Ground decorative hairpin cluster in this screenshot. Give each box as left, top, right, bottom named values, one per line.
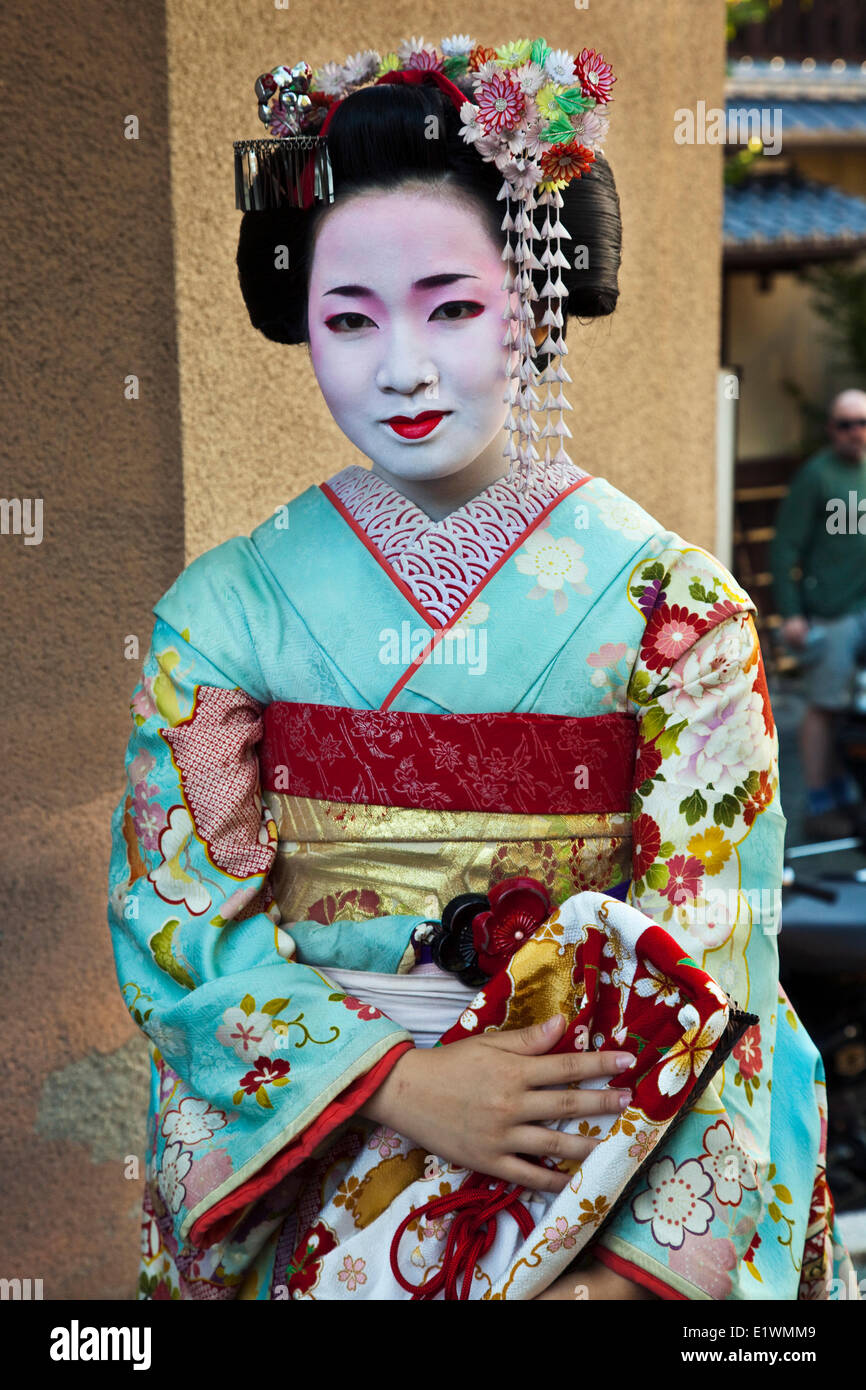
left=234, top=35, right=616, bottom=490
left=452, top=38, right=614, bottom=487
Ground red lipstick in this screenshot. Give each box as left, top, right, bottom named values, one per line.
left=384, top=411, right=448, bottom=440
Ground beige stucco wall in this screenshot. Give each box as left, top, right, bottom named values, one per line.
left=0, top=0, right=185, bottom=1301
left=1, top=1, right=725, bottom=1300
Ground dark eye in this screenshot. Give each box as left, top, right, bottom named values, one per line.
left=430, top=301, right=484, bottom=321
left=324, top=312, right=377, bottom=333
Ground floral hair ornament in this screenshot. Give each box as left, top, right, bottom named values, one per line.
left=233, top=36, right=615, bottom=490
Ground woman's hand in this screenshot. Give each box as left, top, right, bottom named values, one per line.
left=360, top=1013, right=634, bottom=1193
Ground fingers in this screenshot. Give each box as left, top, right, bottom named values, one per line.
left=529, top=1047, right=636, bottom=1088
left=508, top=1123, right=603, bottom=1168
left=519, top=1081, right=632, bottom=1124
left=488, top=1013, right=568, bottom=1055
left=497, top=1154, right=572, bottom=1195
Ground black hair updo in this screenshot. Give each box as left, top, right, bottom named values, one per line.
left=236, top=77, right=622, bottom=345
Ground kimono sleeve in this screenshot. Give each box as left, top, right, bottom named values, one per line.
left=590, top=548, right=816, bottom=1300
left=107, top=560, right=419, bottom=1253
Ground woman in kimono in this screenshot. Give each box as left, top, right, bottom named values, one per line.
left=108, top=36, right=854, bottom=1301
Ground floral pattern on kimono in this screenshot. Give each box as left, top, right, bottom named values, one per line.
left=109, top=616, right=427, bottom=1299
left=109, top=467, right=857, bottom=1300
left=582, top=538, right=853, bottom=1300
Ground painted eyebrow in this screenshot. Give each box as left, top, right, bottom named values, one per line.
left=322, top=272, right=481, bottom=299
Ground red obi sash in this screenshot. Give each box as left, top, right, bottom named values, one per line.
left=259, top=704, right=636, bottom=815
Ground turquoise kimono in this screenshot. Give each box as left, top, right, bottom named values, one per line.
left=108, top=465, right=855, bottom=1300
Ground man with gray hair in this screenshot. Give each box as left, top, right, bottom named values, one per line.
left=771, top=389, right=866, bottom=842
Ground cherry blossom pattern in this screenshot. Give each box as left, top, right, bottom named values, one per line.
left=333, top=1176, right=361, bottom=1211
left=586, top=641, right=637, bottom=713
left=367, top=1127, right=402, bottom=1160
left=404, top=1181, right=455, bottom=1237
left=589, top=482, right=655, bottom=541
left=449, top=598, right=490, bottom=634
left=514, top=527, right=591, bottom=614
left=220, top=992, right=340, bottom=1066
left=141, top=1014, right=189, bottom=1067
left=337, top=1255, right=367, bottom=1292
left=634, top=958, right=682, bottom=1009
left=148, top=807, right=212, bottom=915
left=234, top=1056, right=291, bottom=1110
left=628, top=1129, right=660, bottom=1163
left=161, top=1097, right=228, bottom=1146
left=420, top=1213, right=452, bottom=1242
left=657, top=1004, right=728, bottom=1097
left=632, top=1156, right=714, bottom=1248
left=575, top=1195, right=611, bottom=1229
left=544, top=1215, right=581, bottom=1253
left=158, top=1141, right=192, bottom=1215
left=216, top=995, right=288, bottom=1061
left=699, top=1118, right=758, bottom=1206
left=733, top=1023, right=763, bottom=1106
left=131, top=782, right=167, bottom=851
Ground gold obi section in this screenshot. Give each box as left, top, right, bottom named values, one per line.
left=263, top=792, right=632, bottom=926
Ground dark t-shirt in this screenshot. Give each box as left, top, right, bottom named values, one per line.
left=770, top=445, right=866, bottom=619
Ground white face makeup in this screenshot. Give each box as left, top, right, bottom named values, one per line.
left=307, top=186, right=514, bottom=485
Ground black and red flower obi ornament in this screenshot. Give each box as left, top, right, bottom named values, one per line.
left=427, top=876, right=553, bottom=986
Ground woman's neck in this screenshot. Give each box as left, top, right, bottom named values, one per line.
left=370, top=434, right=510, bottom=523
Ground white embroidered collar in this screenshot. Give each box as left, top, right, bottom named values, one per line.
left=322, top=462, right=588, bottom=626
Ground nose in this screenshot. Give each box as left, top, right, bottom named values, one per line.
left=374, top=321, right=438, bottom=401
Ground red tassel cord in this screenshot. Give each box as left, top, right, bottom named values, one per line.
left=389, top=1171, right=536, bottom=1301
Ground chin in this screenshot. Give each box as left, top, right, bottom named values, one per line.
left=357, top=429, right=493, bottom=483
left=373, top=452, right=481, bottom=482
